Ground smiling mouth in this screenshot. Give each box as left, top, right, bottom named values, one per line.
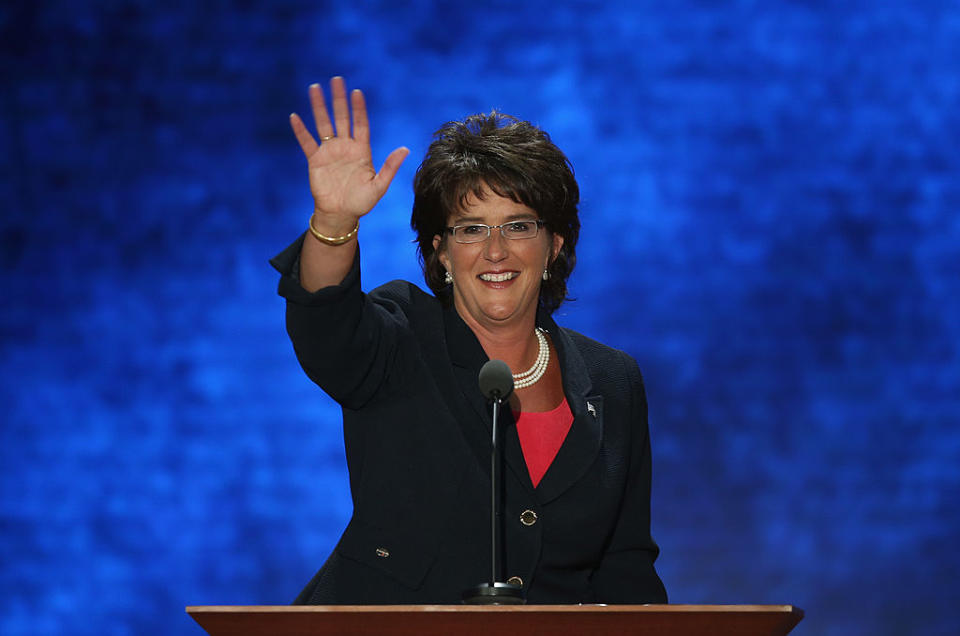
left=479, top=272, right=519, bottom=282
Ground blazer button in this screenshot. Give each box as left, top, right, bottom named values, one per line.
left=520, top=510, right=538, bottom=526
left=507, top=576, right=523, bottom=587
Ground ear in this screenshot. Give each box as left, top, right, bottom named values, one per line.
left=550, top=232, right=564, bottom=263
left=433, top=234, right=449, bottom=270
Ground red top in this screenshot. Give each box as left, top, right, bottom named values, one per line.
left=514, top=398, right=574, bottom=488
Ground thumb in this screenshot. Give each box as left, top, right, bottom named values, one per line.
left=373, top=146, right=410, bottom=195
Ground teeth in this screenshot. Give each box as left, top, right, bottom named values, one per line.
left=479, top=272, right=517, bottom=282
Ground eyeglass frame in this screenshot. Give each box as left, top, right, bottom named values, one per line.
left=444, top=219, right=545, bottom=244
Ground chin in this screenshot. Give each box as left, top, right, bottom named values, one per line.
left=455, top=285, right=536, bottom=327
left=479, top=300, right=528, bottom=324
left=482, top=310, right=518, bottom=324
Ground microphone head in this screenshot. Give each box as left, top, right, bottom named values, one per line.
left=479, top=359, right=514, bottom=400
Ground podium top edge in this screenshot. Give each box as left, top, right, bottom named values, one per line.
left=186, top=604, right=803, bottom=615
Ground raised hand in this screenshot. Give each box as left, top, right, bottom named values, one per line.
left=289, top=77, right=409, bottom=235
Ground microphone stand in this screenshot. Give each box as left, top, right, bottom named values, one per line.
left=463, top=383, right=525, bottom=604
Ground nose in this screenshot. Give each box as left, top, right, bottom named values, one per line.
left=483, top=226, right=509, bottom=261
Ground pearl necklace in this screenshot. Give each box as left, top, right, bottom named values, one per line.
left=513, top=328, right=549, bottom=389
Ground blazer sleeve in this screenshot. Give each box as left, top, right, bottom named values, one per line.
left=270, top=233, right=408, bottom=410
left=590, top=353, right=668, bottom=603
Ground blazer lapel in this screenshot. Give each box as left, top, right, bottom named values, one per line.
left=443, top=305, right=537, bottom=493
left=533, top=313, right=603, bottom=505
left=436, top=304, right=604, bottom=502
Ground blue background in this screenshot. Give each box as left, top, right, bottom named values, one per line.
left=2, top=1, right=958, bottom=634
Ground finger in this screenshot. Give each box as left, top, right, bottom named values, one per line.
left=330, top=76, right=350, bottom=138
left=309, top=83, right=334, bottom=139
left=372, top=146, right=410, bottom=195
left=289, top=112, right=319, bottom=157
left=352, top=89, right=370, bottom=145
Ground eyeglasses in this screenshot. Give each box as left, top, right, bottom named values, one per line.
left=446, top=219, right=544, bottom=244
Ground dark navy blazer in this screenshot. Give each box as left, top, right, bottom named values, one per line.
left=272, top=235, right=666, bottom=604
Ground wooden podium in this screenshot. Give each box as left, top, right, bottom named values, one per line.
left=187, top=604, right=804, bottom=635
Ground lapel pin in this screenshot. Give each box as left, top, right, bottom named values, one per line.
left=586, top=402, right=597, bottom=417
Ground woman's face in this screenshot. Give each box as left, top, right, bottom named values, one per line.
left=433, top=187, right=563, bottom=335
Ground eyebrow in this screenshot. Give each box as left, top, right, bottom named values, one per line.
left=449, top=213, right=540, bottom=225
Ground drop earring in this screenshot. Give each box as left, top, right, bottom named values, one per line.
left=542, top=268, right=550, bottom=281
left=444, top=270, right=454, bottom=284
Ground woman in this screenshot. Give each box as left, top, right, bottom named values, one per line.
left=272, top=77, right=666, bottom=604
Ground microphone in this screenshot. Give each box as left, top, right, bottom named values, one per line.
left=463, top=360, right=525, bottom=605
left=478, top=359, right=514, bottom=401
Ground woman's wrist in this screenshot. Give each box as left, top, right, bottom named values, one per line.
left=308, top=211, right=359, bottom=246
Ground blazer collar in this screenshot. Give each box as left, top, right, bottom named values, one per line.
left=442, top=304, right=603, bottom=505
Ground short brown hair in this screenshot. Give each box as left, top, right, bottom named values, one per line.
left=411, top=111, right=580, bottom=314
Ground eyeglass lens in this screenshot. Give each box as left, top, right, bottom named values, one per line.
left=453, top=220, right=540, bottom=243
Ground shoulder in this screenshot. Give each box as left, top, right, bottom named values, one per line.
left=369, top=279, right=436, bottom=306
left=368, top=279, right=442, bottom=323
left=560, top=327, right=640, bottom=368
left=557, top=326, right=645, bottom=389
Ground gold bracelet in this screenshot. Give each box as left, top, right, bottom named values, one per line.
left=308, top=214, right=359, bottom=245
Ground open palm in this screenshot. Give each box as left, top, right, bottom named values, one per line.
left=290, top=77, right=409, bottom=225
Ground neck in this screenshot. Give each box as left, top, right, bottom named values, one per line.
left=454, top=307, right=539, bottom=375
